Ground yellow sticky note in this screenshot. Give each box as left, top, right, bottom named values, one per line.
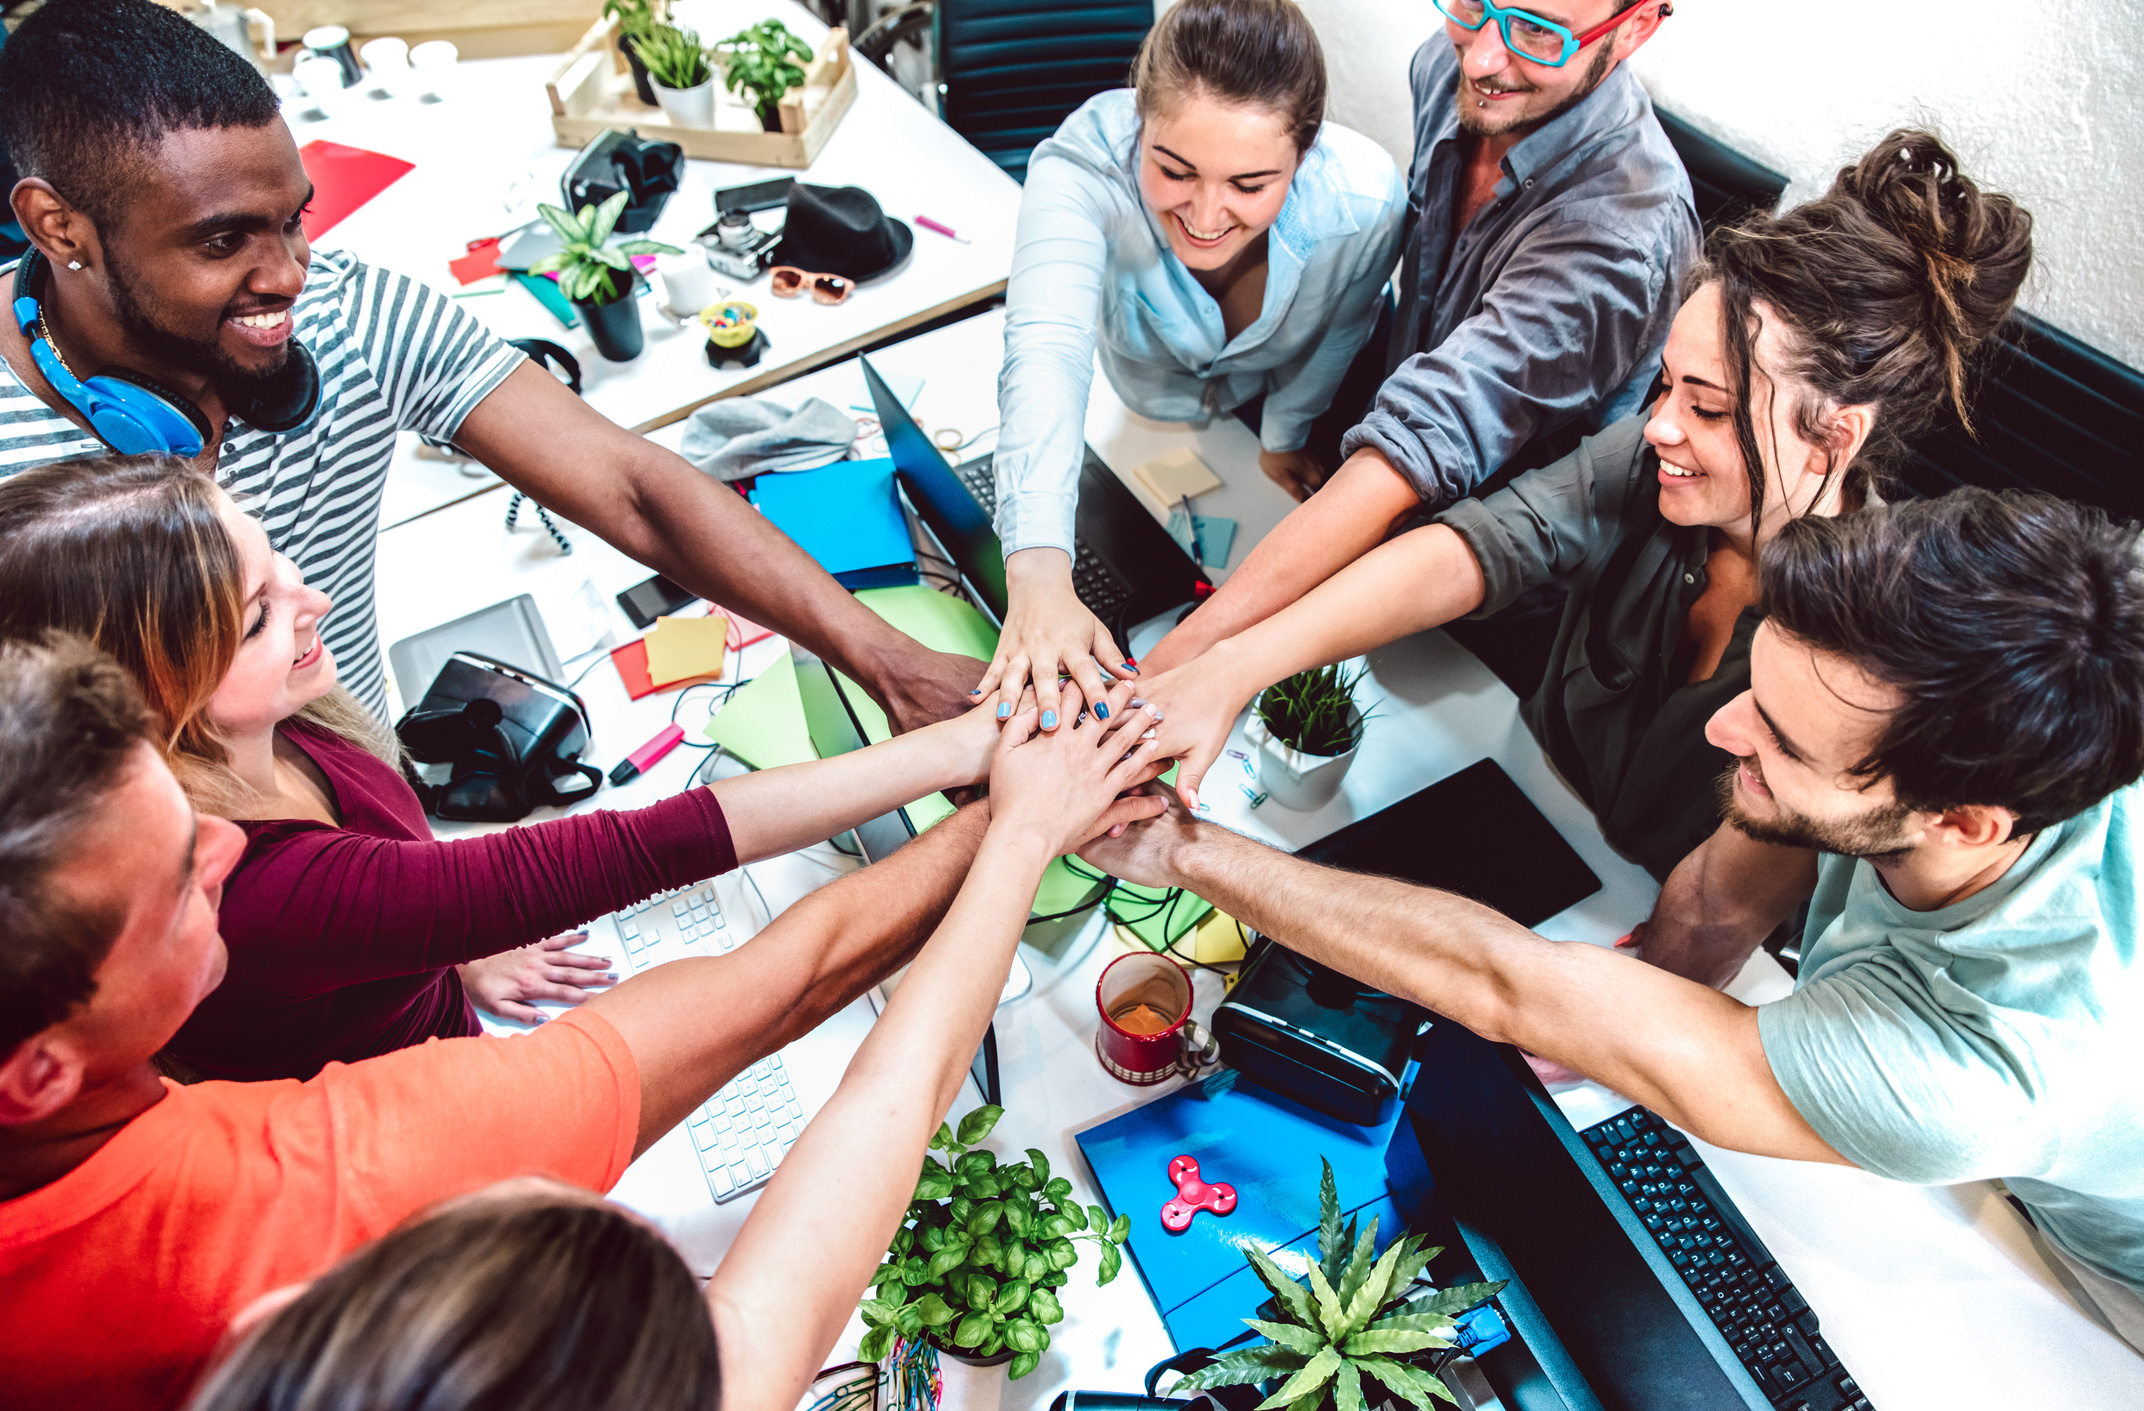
left=1132, top=447, right=1222, bottom=507
left=644, top=612, right=729, bottom=687
left=1189, top=907, right=1249, bottom=964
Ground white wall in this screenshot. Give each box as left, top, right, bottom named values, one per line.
left=1279, top=0, right=2144, bottom=370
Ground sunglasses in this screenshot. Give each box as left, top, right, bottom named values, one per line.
left=771, top=266, right=854, bottom=305
left=1433, top=0, right=1667, bottom=68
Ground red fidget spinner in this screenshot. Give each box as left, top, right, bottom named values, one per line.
left=1160, top=1154, right=1237, bottom=1232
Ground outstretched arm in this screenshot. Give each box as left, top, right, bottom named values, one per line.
left=1136, top=521, right=1486, bottom=808
left=1079, top=796, right=1844, bottom=1164
left=454, top=362, right=984, bottom=733
left=1634, top=820, right=1818, bottom=989
left=707, top=683, right=1166, bottom=1411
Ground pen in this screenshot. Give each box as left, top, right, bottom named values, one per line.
left=915, top=214, right=971, bottom=244
left=609, top=723, right=686, bottom=786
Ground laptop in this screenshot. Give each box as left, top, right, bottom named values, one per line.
left=858, top=356, right=1210, bottom=635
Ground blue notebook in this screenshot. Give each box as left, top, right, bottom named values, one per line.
left=751, top=456, right=919, bottom=590
left=1073, top=1071, right=1413, bottom=1352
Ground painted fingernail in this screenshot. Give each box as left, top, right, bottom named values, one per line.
left=1042, top=710, right=1058, bottom=729
left=1129, top=697, right=1147, bottom=709
left=970, top=688, right=981, bottom=695
left=997, top=702, right=1011, bottom=719
left=1095, top=703, right=1110, bottom=719
left=1124, top=659, right=1139, bottom=671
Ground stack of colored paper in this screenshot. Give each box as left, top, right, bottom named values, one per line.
left=750, top=456, right=920, bottom=591
left=1131, top=447, right=1223, bottom=507
left=611, top=611, right=730, bottom=699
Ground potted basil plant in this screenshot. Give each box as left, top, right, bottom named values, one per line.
left=529, top=191, right=680, bottom=362
left=715, top=17, right=816, bottom=132
left=635, top=22, right=715, bottom=128
left=1246, top=663, right=1369, bottom=810
left=858, top=1104, right=1130, bottom=1394
left=1174, top=1160, right=1505, bottom=1410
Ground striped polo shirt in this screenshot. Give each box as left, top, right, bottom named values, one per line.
left=0, top=251, right=525, bottom=717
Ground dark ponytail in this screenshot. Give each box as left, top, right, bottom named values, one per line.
left=1131, top=0, right=1326, bottom=154
left=1699, top=129, right=2034, bottom=536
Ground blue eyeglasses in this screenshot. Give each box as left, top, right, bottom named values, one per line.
left=1434, top=0, right=1668, bottom=68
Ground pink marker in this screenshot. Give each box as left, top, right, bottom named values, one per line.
left=915, top=214, right=971, bottom=244
left=608, top=723, right=686, bottom=786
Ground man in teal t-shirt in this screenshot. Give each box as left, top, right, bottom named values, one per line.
left=1081, top=489, right=2144, bottom=1354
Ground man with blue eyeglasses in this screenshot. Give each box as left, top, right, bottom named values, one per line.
left=1144, top=0, right=1697, bottom=683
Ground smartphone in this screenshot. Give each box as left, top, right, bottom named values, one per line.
left=715, top=177, right=795, bottom=215
left=616, top=574, right=698, bottom=629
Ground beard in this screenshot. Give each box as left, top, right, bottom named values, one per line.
left=1715, top=760, right=1921, bottom=864
left=106, top=251, right=293, bottom=405
left=1457, top=41, right=1616, bottom=140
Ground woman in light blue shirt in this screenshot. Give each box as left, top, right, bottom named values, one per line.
left=972, top=0, right=1406, bottom=729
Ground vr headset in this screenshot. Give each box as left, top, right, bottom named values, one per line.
left=396, top=653, right=601, bottom=822
left=562, top=128, right=683, bottom=234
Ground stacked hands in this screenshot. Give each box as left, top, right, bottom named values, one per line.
left=971, top=677, right=1175, bottom=855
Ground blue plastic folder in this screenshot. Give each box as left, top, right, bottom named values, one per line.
left=750, top=456, right=919, bottom=590
left=1074, top=1072, right=1411, bottom=1351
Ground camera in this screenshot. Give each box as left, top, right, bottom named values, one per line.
left=699, top=208, right=780, bottom=281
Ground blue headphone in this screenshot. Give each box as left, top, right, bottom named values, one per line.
left=11, top=248, right=321, bottom=456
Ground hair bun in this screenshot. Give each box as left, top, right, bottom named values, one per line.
left=1833, top=130, right=2033, bottom=363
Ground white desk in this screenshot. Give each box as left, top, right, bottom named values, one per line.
left=285, top=0, right=1020, bottom=528
left=369, top=319, right=2144, bottom=1409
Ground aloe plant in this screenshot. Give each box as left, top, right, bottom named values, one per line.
left=857, top=1104, right=1130, bottom=1379
left=1173, top=1160, right=1504, bottom=1411
left=528, top=191, right=680, bottom=306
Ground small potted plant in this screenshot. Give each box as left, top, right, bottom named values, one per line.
left=858, top=1104, right=1130, bottom=1404
left=604, top=0, right=662, bottom=104
left=635, top=22, right=716, bottom=128
left=1245, top=663, right=1369, bottom=810
left=529, top=191, right=681, bottom=362
left=1174, top=1160, right=1505, bottom=1410
left=715, top=17, right=816, bottom=132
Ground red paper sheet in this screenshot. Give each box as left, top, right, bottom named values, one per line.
left=297, top=140, right=415, bottom=240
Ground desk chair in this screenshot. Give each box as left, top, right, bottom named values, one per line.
left=857, top=0, right=1151, bottom=183
left=1655, top=108, right=1788, bottom=235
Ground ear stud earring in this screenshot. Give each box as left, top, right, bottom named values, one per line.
left=66, top=260, right=82, bottom=270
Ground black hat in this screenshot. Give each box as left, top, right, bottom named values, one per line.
left=769, top=183, right=912, bottom=283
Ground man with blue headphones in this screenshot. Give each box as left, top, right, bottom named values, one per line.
left=0, top=0, right=985, bottom=731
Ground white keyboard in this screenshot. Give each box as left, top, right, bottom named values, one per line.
left=688, top=1056, right=805, bottom=1202
left=605, top=880, right=803, bottom=1204
left=616, top=880, right=736, bottom=971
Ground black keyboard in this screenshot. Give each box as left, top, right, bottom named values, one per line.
left=954, top=460, right=1134, bottom=622
left=1581, top=1108, right=1874, bottom=1411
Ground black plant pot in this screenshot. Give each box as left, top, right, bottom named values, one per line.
left=757, top=101, right=784, bottom=133
left=575, top=292, right=645, bottom=362
left=620, top=36, right=658, bottom=105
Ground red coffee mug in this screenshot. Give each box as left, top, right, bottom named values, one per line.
left=1095, top=952, right=1219, bottom=1085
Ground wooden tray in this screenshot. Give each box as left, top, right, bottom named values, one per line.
left=546, top=15, right=857, bottom=169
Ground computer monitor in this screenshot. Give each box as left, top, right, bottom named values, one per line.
left=860, top=355, right=1009, bottom=617
left=1389, top=1020, right=1771, bottom=1410
left=792, top=644, right=916, bottom=863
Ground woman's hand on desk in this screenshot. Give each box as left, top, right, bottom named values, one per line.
left=458, top=933, right=618, bottom=1025
left=1259, top=447, right=1328, bottom=503
left=975, top=548, right=1137, bottom=735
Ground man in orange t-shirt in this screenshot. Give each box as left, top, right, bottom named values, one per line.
left=0, top=638, right=992, bottom=1411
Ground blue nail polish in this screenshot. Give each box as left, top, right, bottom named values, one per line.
left=1125, top=661, right=1141, bottom=673
left=1042, top=710, right=1058, bottom=729
left=970, top=688, right=981, bottom=695
left=997, top=702, right=1011, bottom=719
left=1129, top=698, right=1148, bottom=709
left=1095, top=703, right=1110, bottom=719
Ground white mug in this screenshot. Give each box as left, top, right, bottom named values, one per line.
left=409, top=40, right=459, bottom=98
left=292, top=55, right=349, bottom=115
left=657, top=250, right=722, bottom=319
left=359, top=37, right=411, bottom=95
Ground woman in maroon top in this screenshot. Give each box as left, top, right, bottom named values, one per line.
left=0, top=457, right=1022, bottom=1080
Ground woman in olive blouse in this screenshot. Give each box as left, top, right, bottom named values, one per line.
left=1135, top=130, right=2034, bottom=877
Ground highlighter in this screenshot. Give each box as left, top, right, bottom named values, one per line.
left=608, top=723, right=686, bottom=786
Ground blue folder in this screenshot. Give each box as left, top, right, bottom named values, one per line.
left=750, top=456, right=919, bottom=590
left=1073, top=1071, right=1413, bottom=1352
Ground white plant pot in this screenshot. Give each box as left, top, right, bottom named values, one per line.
left=1246, top=707, right=1361, bottom=811
left=652, top=75, right=716, bottom=127
left=933, top=1348, right=1010, bottom=1411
